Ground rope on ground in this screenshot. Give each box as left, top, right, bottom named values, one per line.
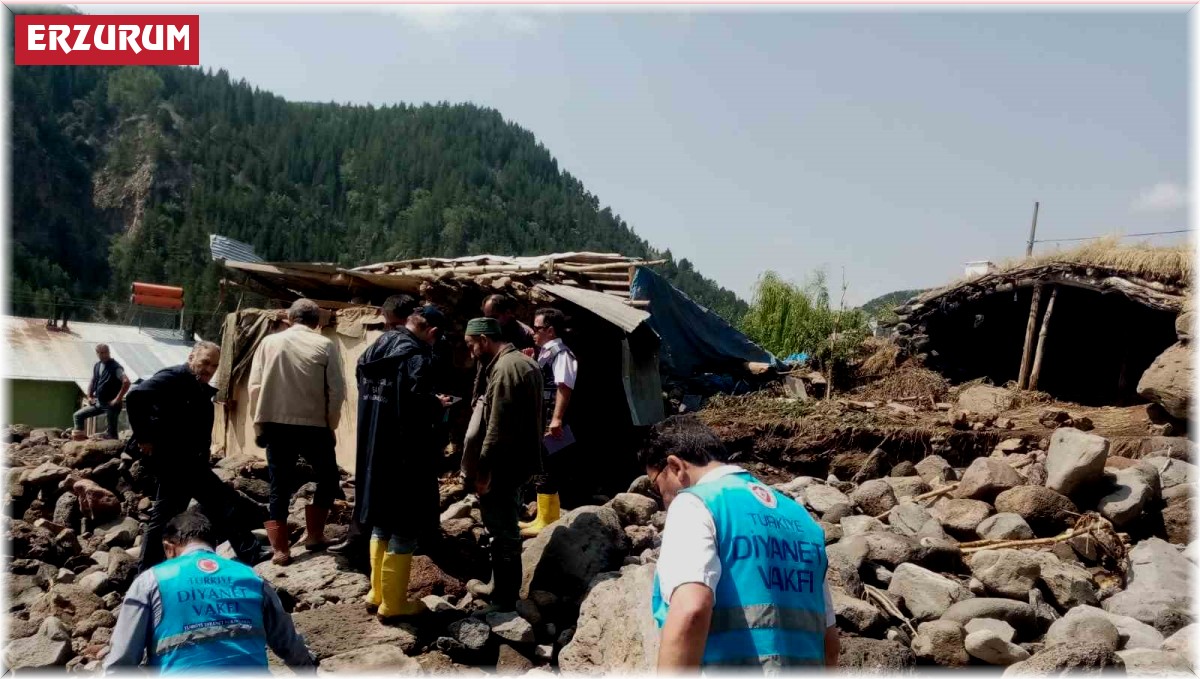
left=863, top=584, right=916, bottom=638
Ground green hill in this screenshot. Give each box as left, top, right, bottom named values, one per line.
left=859, top=289, right=925, bottom=321
left=11, top=63, right=746, bottom=334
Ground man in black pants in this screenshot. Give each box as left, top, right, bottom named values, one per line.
left=72, top=343, right=130, bottom=440
left=126, top=341, right=270, bottom=572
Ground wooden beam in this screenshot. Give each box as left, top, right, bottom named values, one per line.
left=1017, top=285, right=1043, bottom=390
left=1028, top=287, right=1057, bottom=391
left=589, top=279, right=632, bottom=288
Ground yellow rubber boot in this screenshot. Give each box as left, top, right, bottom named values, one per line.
left=377, top=552, right=427, bottom=619
left=363, top=537, right=385, bottom=608
left=519, top=493, right=561, bottom=538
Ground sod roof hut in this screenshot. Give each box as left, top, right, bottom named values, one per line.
left=888, top=242, right=1192, bottom=410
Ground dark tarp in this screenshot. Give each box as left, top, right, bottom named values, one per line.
left=630, top=266, right=782, bottom=379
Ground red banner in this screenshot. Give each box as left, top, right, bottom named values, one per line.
left=14, top=15, right=199, bottom=66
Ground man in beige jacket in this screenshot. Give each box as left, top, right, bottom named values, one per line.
left=249, top=298, right=346, bottom=565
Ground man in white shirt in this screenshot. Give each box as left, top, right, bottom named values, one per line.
left=645, top=414, right=839, bottom=671
left=519, top=308, right=578, bottom=538
left=248, top=298, right=346, bottom=566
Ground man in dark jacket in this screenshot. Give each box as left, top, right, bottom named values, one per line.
left=462, top=317, right=543, bottom=610
left=72, top=343, right=130, bottom=440
left=125, top=341, right=270, bottom=572
left=355, top=305, right=451, bottom=619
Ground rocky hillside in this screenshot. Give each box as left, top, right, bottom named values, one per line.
left=4, top=415, right=1196, bottom=673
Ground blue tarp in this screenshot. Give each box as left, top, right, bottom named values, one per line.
left=630, top=266, right=783, bottom=379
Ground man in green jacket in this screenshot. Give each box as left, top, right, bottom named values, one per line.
left=462, top=317, right=543, bottom=609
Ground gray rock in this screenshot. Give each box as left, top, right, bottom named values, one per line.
left=818, top=521, right=842, bottom=544
left=1137, top=342, right=1192, bottom=420
left=1003, top=642, right=1126, bottom=676
left=954, top=458, right=1026, bottom=502
left=912, top=619, right=970, bottom=666
left=4, top=616, right=73, bottom=668
left=837, top=637, right=916, bottom=670
left=822, top=502, right=854, bottom=524
left=940, top=598, right=1037, bottom=634
left=965, top=629, right=1030, bottom=665
left=840, top=515, right=886, bottom=537
left=495, top=644, right=534, bottom=675
left=914, top=455, right=955, bottom=486
left=1064, top=605, right=1165, bottom=651
left=520, top=505, right=626, bottom=602
left=1146, top=457, right=1198, bottom=493
left=609, top=493, right=659, bottom=527
left=449, top=617, right=491, bottom=651
left=421, top=595, right=455, bottom=613
left=965, top=618, right=1017, bottom=642
left=20, top=462, right=71, bottom=488
left=930, top=498, right=993, bottom=537
left=969, top=549, right=1041, bottom=600
left=440, top=497, right=476, bottom=523
left=487, top=611, right=536, bottom=644
left=1031, top=551, right=1099, bottom=610
left=805, top=484, right=852, bottom=514
left=1161, top=624, right=1195, bottom=660
left=826, top=538, right=868, bottom=596
left=558, top=563, right=658, bottom=673
left=1045, top=428, right=1110, bottom=497
left=888, top=499, right=947, bottom=539
left=77, top=571, right=109, bottom=595
left=887, top=562, right=973, bottom=621
left=957, top=385, right=1016, bottom=416
left=1046, top=615, right=1120, bottom=652
left=1117, top=649, right=1193, bottom=676
left=850, top=479, right=898, bottom=516
left=255, top=550, right=369, bottom=606
left=871, top=564, right=893, bottom=586
left=318, top=644, right=420, bottom=674
left=854, top=531, right=920, bottom=569
left=627, top=474, right=656, bottom=498
left=977, top=513, right=1035, bottom=541
left=883, top=475, right=932, bottom=499
left=832, top=588, right=884, bottom=634
left=1103, top=538, right=1193, bottom=635
left=994, top=485, right=1078, bottom=536
left=1099, top=464, right=1160, bottom=527
left=772, top=476, right=815, bottom=500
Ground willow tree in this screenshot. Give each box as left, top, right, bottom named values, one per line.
left=741, top=270, right=868, bottom=367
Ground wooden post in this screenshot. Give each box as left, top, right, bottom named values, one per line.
left=1028, top=287, right=1057, bottom=391
left=1026, top=201, right=1040, bottom=257
left=1017, top=285, right=1043, bottom=389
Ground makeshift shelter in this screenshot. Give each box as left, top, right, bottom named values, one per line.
left=3, top=317, right=196, bottom=429
left=888, top=242, right=1192, bottom=407
left=212, top=250, right=674, bottom=492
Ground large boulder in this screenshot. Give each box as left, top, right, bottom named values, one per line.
left=61, top=439, right=123, bottom=470
left=888, top=500, right=947, bottom=539
left=1146, top=456, right=1198, bottom=492
left=1003, top=643, right=1126, bottom=676
left=4, top=617, right=72, bottom=669
left=930, top=498, right=993, bottom=538
left=887, top=563, right=973, bottom=621
left=912, top=619, right=969, bottom=666
left=994, top=486, right=1078, bottom=536
left=850, top=531, right=920, bottom=569
left=957, top=385, right=1015, bottom=416
left=318, top=644, right=420, bottom=674
left=968, top=549, right=1041, bottom=600
left=965, top=629, right=1030, bottom=666
left=1098, top=464, right=1160, bottom=528
left=1045, top=428, right=1109, bottom=497
left=1030, top=551, right=1099, bottom=610
left=29, top=584, right=102, bottom=625
left=976, top=513, right=1034, bottom=541
left=805, top=484, right=853, bottom=515
left=1063, top=606, right=1164, bottom=651
left=1137, top=342, right=1192, bottom=420
left=1046, top=615, right=1120, bottom=652
left=520, top=505, right=626, bottom=601
left=914, top=455, right=955, bottom=486
left=850, top=479, right=897, bottom=516
left=831, top=588, right=885, bottom=635
left=837, top=637, right=916, bottom=670
left=291, top=602, right=418, bottom=659
left=254, top=550, right=369, bottom=610
left=1116, top=649, right=1194, bottom=676
left=558, top=563, right=658, bottom=673
left=826, top=539, right=868, bottom=596
left=954, top=458, right=1026, bottom=502
left=1161, top=624, right=1195, bottom=660
left=939, top=598, right=1038, bottom=635
left=884, top=476, right=932, bottom=499
left=1102, top=538, right=1194, bottom=636
left=609, top=493, right=659, bottom=527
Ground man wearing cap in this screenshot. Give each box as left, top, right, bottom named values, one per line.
left=462, top=317, right=543, bottom=610
left=356, top=304, right=452, bottom=618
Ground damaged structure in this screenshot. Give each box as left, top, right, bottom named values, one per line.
left=888, top=243, right=1192, bottom=413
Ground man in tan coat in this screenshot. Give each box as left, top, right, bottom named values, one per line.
left=249, top=298, right=346, bottom=565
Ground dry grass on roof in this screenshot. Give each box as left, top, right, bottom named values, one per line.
left=1002, top=238, right=1192, bottom=283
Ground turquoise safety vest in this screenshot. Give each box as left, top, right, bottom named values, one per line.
left=150, top=549, right=268, bottom=673
left=651, top=471, right=829, bottom=670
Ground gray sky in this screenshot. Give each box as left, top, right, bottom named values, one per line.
left=90, top=6, right=1191, bottom=305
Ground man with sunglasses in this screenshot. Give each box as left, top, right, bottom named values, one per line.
left=642, top=415, right=839, bottom=671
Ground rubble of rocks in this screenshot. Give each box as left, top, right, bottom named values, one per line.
left=5, top=420, right=1197, bottom=675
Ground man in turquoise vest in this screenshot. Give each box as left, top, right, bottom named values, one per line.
left=643, top=415, right=840, bottom=671
left=104, top=508, right=317, bottom=673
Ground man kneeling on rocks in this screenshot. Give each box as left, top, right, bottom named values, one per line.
left=644, top=414, right=840, bottom=671
left=104, top=507, right=317, bottom=672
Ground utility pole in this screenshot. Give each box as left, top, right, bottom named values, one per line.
left=1025, top=201, right=1040, bottom=257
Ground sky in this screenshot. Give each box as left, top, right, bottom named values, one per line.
left=86, top=5, right=1191, bottom=305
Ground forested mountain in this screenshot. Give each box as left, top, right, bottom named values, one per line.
left=859, top=289, right=925, bottom=321
left=11, top=61, right=746, bottom=335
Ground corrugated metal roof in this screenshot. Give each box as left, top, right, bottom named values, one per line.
left=535, top=284, right=651, bottom=334
left=4, top=317, right=195, bottom=385
left=209, top=234, right=264, bottom=263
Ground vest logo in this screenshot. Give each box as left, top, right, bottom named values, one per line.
left=196, top=558, right=220, bottom=574
left=748, top=483, right=778, bottom=509
left=14, top=15, right=200, bottom=66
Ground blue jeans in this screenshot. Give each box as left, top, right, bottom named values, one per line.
left=371, top=527, right=417, bottom=555
left=73, top=402, right=121, bottom=438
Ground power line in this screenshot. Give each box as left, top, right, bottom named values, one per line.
left=1034, top=229, right=1190, bottom=244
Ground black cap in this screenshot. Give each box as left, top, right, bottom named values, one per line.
left=414, top=304, right=448, bottom=329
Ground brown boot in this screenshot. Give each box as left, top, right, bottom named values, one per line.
left=263, top=520, right=292, bottom=566
left=303, top=505, right=331, bottom=551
